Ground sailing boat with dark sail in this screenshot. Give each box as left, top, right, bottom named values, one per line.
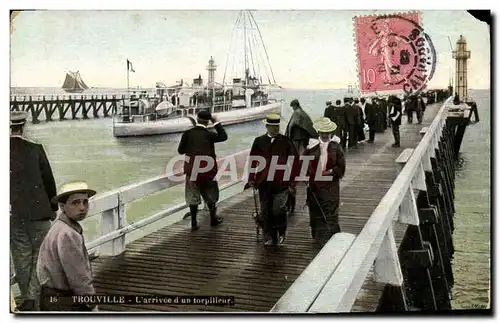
left=62, top=71, right=89, bottom=93
left=112, top=10, right=283, bottom=137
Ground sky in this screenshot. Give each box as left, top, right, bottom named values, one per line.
left=10, top=9, right=490, bottom=90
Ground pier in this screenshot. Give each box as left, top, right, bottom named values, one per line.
left=10, top=95, right=122, bottom=124
left=9, top=95, right=478, bottom=312
left=51, top=95, right=473, bottom=312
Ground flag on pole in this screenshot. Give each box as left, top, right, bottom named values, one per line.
left=127, top=59, right=135, bottom=73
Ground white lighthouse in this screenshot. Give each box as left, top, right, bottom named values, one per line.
left=452, top=35, right=471, bottom=101
left=206, top=56, right=217, bottom=89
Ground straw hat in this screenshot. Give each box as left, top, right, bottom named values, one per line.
left=262, top=113, right=281, bottom=126
left=313, top=117, right=337, bottom=133
left=51, top=181, right=97, bottom=204
left=10, top=111, right=28, bottom=126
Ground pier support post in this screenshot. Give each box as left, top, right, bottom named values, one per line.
left=395, top=149, right=437, bottom=311
left=99, top=195, right=127, bottom=256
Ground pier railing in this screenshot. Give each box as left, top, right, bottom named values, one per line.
left=78, top=96, right=454, bottom=312
left=84, top=149, right=250, bottom=256
left=271, top=96, right=453, bottom=313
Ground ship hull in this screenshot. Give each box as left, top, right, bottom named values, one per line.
left=113, top=102, right=282, bottom=137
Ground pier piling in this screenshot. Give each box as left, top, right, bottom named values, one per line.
left=10, top=94, right=124, bottom=123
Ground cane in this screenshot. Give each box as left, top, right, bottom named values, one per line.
left=306, top=183, right=335, bottom=235
left=252, top=188, right=261, bottom=236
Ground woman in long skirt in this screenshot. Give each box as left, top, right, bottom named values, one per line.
left=302, top=117, right=346, bottom=245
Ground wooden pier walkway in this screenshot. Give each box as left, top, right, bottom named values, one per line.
left=91, top=102, right=443, bottom=312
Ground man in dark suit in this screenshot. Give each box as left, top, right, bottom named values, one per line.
left=324, top=100, right=346, bottom=148
left=388, top=96, right=403, bottom=147
left=362, top=97, right=377, bottom=143
left=247, top=114, right=299, bottom=246
left=10, top=111, right=58, bottom=311
left=353, top=98, right=365, bottom=142
left=343, top=97, right=359, bottom=149
left=178, top=110, right=228, bottom=231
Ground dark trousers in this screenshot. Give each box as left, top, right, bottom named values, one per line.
left=11, top=218, right=51, bottom=310
left=407, top=109, right=422, bottom=123
left=356, top=124, right=366, bottom=141
left=368, top=127, right=376, bottom=142
left=258, top=188, right=289, bottom=242
left=391, top=123, right=400, bottom=144
left=347, top=124, right=357, bottom=147
left=40, top=286, right=92, bottom=312
left=337, top=128, right=347, bottom=150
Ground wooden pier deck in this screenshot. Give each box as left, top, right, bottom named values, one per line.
left=91, top=103, right=442, bottom=312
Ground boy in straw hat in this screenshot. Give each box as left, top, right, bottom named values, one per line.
left=37, top=181, right=98, bottom=311
left=302, top=117, right=346, bottom=245
left=10, top=110, right=58, bottom=311
left=246, top=113, right=299, bottom=246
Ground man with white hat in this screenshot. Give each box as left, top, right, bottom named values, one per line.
left=10, top=110, right=58, bottom=311
left=37, top=181, right=98, bottom=312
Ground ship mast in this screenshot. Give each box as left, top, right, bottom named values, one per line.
left=244, top=11, right=248, bottom=89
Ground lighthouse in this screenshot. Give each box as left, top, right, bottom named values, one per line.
left=452, top=35, right=471, bottom=101
left=207, top=56, right=217, bottom=89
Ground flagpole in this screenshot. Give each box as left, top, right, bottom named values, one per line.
left=127, top=60, right=130, bottom=99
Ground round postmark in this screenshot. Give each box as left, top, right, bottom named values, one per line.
left=359, top=13, right=436, bottom=95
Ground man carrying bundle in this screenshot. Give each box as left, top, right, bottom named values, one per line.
left=285, top=99, right=318, bottom=156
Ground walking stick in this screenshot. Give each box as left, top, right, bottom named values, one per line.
left=306, top=183, right=335, bottom=235
left=252, top=188, right=261, bottom=237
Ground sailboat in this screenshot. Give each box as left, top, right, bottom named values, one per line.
left=112, top=10, right=283, bottom=137
left=61, top=71, right=89, bottom=93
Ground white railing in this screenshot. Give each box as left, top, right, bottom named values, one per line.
left=84, top=149, right=250, bottom=256
left=272, top=96, right=454, bottom=313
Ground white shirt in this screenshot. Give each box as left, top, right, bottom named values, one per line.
left=307, top=136, right=340, bottom=171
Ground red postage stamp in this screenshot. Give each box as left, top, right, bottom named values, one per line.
left=354, top=11, right=436, bottom=95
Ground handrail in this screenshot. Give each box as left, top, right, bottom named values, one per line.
left=305, top=96, right=453, bottom=312
left=84, top=148, right=250, bottom=256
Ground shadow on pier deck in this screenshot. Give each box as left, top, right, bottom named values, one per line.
left=92, top=104, right=442, bottom=312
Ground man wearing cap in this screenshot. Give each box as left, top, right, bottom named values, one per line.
left=37, top=181, right=97, bottom=311
left=303, top=118, right=346, bottom=245
left=343, top=96, right=359, bottom=149
left=178, top=110, right=228, bottom=231
left=362, top=97, right=377, bottom=143
left=10, top=111, right=58, bottom=311
left=247, top=113, right=299, bottom=246
left=353, top=98, right=366, bottom=143
left=388, top=95, right=403, bottom=147
left=285, top=99, right=317, bottom=156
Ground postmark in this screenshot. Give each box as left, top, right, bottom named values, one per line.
left=354, top=11, right=437, bottom=95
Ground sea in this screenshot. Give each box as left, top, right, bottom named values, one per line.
left=10, top=87, right=490, bottom=310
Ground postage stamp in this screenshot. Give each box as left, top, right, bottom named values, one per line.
left=354, top=11, right=437, bottom=95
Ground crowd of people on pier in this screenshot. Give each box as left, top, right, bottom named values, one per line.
left=9, top=88, right=450, bottom=312
left=177, top=90, right=450, bottom=247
